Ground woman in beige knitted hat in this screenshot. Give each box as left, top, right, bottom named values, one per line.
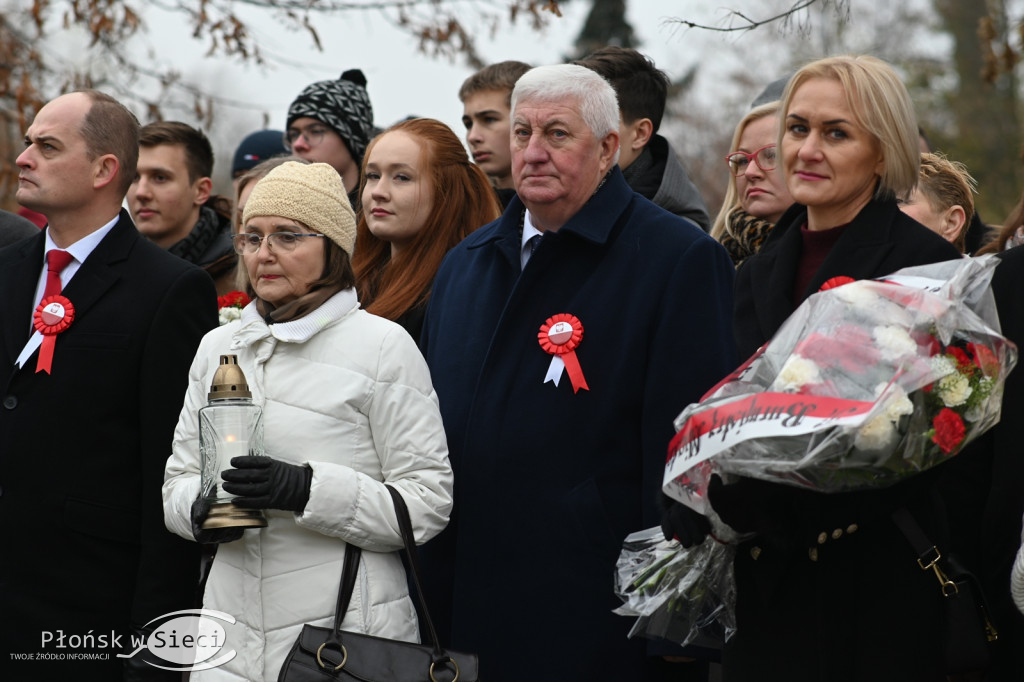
left=162, top=160, right=454, bottom=681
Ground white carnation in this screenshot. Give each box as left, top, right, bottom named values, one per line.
left=855, top=414, right=899, bottom=451
left=831, top=281, right=878, bottom=309
left=772, top=355, right=822, bottom=392
left=874, top=383, right=914, bottom=421
left=218, top=307, right=242, bottom=326
left=936, top=372, right=972, bottom=407
left=873, top=325, right=917, bottom=362
left=929, top=355, right=957, bottom=379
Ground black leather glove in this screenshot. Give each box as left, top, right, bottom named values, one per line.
left=659, top=493, right=711, bottom=547
left=191, top=487, right=244, bottom=544
left=221, top=455, right=313, bottom=513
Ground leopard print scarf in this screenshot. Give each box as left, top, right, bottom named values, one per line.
left=720, top=207, right=776, bottom=267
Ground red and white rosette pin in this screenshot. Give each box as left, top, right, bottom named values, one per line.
left=33, top=294, right=75, bottom=374
left=819, top=275, right=856, bottom=292
left=537, top=314, right=589, bottom=393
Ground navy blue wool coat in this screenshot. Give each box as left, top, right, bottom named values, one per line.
left=419, top=168, right=736, bottom=681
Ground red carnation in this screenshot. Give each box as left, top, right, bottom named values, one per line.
left=967, top=342, right=999, bottom=376
left=947, top=346, right=971, bottom=369
left=931, top=408, right=966, bottom=454
left=912, top=330, right=941, bottom=356
left=218, top=291, right=251, bottom=309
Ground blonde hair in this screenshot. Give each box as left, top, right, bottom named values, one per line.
left=710, top=102, right=781, bottom=241
left=780, top=55, right=919, bottom=200
left=916, top=152, right=976, bottom=252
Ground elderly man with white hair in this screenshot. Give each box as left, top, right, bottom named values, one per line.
left=419, top=64, right=737, bottom=680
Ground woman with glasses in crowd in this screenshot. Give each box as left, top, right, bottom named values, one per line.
left=353, top=117, right=501, bottom=341
left=711, top=101, right=795, bottom=266
left=663, top=55, right=967, bottom=681
left=163, top=161, right=453, bottom=681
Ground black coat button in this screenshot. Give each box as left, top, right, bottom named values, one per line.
left=2, top=396, right=16, bottom=410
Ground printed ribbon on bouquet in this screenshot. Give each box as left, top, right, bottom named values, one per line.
left=537, top=313, right=589, bottom=393
left=663, top=391, right=875, bottom=499
left=33, top=295, right=75, bottom=374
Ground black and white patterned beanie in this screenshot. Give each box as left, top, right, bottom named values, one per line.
left=287, top=69, right=375, bottom=164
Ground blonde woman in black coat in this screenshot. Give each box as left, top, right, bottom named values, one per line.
left=665, top=55, right=969, bottom=681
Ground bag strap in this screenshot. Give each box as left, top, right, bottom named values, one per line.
left=385, top=484, right=446, bottom=657
left=332, top=542, right=362, bottom=635
left=329, top=485, right=446, bottom=658
left=891, top=506, right=999, bottom=642
left=892, top=506, right=942, bottom=571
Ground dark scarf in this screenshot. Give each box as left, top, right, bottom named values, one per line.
left=620, top=146, right=660, bottom=200
left=255, top=284, right=344, bottom=324
left=720, top=207, right=777, bottom=267
left=168, top=206, right=223, bottom=264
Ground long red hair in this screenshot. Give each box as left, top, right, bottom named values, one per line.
left=353, top=118, right=501, bottom=321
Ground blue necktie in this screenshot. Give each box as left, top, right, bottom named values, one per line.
left=524, top=234, right=542, bottom=269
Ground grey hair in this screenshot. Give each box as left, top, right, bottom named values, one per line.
left=511, top=64, right=620, bottom=157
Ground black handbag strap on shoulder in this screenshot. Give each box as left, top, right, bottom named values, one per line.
left=330, top=485, right=446, bottom=659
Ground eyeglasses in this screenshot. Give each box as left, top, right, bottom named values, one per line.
left=232, top=232, right=327, bottom=254
left=725, top=144, right=777, bottom=176
left=283, top=125, right=330, bottom=150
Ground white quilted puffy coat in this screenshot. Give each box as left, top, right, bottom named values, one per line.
left=163, top=290, right=453, bottom=681
left=1013, top=528, right=1024, bottom=616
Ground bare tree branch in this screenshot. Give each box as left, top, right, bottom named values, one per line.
left=0, top=0, right=566, bottom=199
left=665, top=0, right=823, bottom=33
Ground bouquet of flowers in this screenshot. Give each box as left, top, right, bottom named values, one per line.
left=614, top=255, right=1017, bottom=647
left=217, top=291, right=251, bottom=326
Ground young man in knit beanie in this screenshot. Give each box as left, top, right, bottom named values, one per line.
left=285, top=69, right=375, bottom=202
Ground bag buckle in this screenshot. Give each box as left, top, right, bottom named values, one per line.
left=430, top=656, right=460, bottom=682
left=316, top=642, right=348, bottom=672
left=916, top=546, right=958, bottom=596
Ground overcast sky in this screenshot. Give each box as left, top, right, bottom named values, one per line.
left=19, top=0, right=952, bottom=188
left=129, top=1, right=731, bottom=183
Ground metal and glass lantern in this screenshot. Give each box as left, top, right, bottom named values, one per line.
left=199, top=354, right=267, bottom=529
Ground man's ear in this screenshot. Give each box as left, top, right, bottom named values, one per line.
left=626, top=117, right=654, bottom=153
left=940, top=205, right=967, bottom=244
left=194, top=177, right=213, bottom=206
left=93, top=154, right=120, bottom=190
left=599, top=130, right=620, bottom=174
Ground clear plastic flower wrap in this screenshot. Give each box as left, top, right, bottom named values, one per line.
left=614, top=255, right=1018, bottom=647
left=613, top=524, right=739, bottom=646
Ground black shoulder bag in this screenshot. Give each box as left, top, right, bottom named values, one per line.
left=891, top=507, right=997, bottom=676
left=278, top=485, right=479, bottom=682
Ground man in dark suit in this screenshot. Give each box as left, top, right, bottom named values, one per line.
left=0, top=90, right=217, bottom=679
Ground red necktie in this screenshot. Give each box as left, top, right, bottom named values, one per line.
left=42, top=250, right=73, bottom=303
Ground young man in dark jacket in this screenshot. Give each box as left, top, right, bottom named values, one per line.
left=128, top=121, right=236, bottom=294
left=576, top=46, right=710, bottom=231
